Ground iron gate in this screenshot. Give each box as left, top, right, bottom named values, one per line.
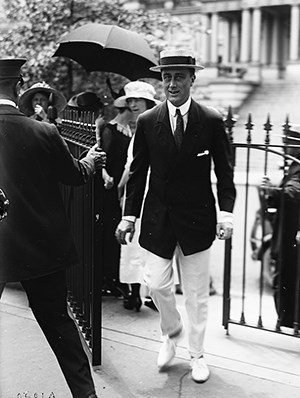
left=223, top=109, right=300, bottom=338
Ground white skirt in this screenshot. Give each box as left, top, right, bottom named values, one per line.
left=119, top=218, right=180, bottom=285
left=119, top=218, right=146, bottom=284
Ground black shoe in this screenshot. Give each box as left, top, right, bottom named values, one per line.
left=144, top=296, right=158, bottom=311
left=87, top=394, right=98, bottom=398
left=123, top=294, right=142, bottom=312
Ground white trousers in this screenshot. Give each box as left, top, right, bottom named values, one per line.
left=143, top=245, right=210, bottom=358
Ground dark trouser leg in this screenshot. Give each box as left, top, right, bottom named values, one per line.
left=21, top=271, right=96, bottom=398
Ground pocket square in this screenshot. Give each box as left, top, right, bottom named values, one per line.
left=197, top=150, right=209, bottom=157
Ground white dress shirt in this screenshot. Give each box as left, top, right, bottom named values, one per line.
left=167, top=97, right=191, bottom=133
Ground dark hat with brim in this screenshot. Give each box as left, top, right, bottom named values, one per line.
left=18, top=82, right=67, bottom=116
left=0, top=58, right=26, bottom=79
left=67, top=91, right=104, bottom=111
left=150, top=49, right=204, bottom=72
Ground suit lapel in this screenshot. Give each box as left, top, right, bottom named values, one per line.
left=154, top=101, right=177, bottom=154
left=181, top=100, right=206, bottom=154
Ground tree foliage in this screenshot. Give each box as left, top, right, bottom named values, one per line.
left=0, top=0, right=178, bottom=105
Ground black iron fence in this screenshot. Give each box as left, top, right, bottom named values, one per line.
left=223, top=108, right=300, bottom=339
left=59, top=110, right=103, bottom=366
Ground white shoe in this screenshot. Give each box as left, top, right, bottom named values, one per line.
left=157, top=328, right=184, bottom=370
left=190, top=357, right=210, bottom=383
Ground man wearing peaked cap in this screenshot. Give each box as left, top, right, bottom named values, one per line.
left=0, top=58, right=103, bottom=398
left=115, top=48, right=236, bottom=384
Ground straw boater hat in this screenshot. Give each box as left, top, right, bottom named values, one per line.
left=123, top=81, right=161, bottom=105
left=18, top=82, right=67, bottom=116
left=150, top=49, right=204, bottom=72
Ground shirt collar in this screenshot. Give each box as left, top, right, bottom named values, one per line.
left=167, top=97, right=191, bottom=117
left=0, top=99, right=17, bottom=108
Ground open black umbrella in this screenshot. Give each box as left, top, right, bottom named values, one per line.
left=53, top=23, right=160, bottom=80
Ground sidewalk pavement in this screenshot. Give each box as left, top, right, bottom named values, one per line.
left=1, top=282, right=300, bottom=398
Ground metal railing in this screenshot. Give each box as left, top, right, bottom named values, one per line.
left=59, top=110, right=103, bottom=366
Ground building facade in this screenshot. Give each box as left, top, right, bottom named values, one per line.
left=125, top=0, right=300, bottom=82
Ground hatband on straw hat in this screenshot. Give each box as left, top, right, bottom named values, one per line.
left=19, top=82, right=67, bottom=116
left=150, top=49, right=204, bottom=72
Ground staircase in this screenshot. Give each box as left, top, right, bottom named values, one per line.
left=234, top=80, right=300, bottom=141
left=228, top=80, right=300, bottom=175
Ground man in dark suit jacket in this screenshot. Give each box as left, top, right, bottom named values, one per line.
left=116, top=49, right=236, bottom=383
left=261, top=125, right=300, bottom=329
left=0, top=58, right=104, bottom=398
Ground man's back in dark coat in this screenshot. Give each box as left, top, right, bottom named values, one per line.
left=0, top=105, right=95, bottom=282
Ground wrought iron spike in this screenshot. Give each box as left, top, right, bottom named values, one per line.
left=245, top=113, right=253, bottom=143
left=224, top=106, right=237, bottom=144
left=263, top=114, right=272, bottom=145
left=283, top=115, right=290, bottom=137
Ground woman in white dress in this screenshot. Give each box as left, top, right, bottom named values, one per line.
left=118, top=81, right=160, bottom=311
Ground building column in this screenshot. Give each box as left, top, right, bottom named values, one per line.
left=261, top=14, right=269, bottom=64
left=240, top=8, right=251, bottom=63
left=289, top=4, right=300, bottom=61
left=199, top=14, right=209, bottom=64
left=221, top=18, right=230, bottom=64
left=251, top=7, right=262, bottom=63
left=271, top=16, right=279, bottom=65
left=210, top=12, right=219, bottom=64
left=230, top=20, right=239, bottom=63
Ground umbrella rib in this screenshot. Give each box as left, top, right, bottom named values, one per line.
left=103, top=25, right=115, bottom=49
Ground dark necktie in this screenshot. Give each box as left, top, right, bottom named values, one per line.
left=174, top=108, right=184, bottom=149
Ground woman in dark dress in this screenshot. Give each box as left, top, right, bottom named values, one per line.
left=100, top=97, right=133, bottom=296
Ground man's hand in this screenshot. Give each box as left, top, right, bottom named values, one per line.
left=216, top=222, right=233, bottom=240
left=87, top=144, right=106, bottom=170
left=115, top=220, right=135, bottom=245
left=261, top=175, right=272, bottom=190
